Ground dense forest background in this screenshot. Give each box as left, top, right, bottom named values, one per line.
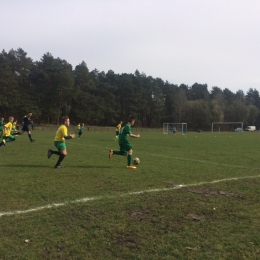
left=0, top=48, right=259, bottom=130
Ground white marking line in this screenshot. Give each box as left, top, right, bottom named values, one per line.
left=1, top=175, right=260, bottom=218
left=71, top=142, right=260, bottom=171
left=149, top=153, right=260, bottom=170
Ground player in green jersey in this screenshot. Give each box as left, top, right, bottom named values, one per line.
left=109, top=115, right=140, bottom=169
left=0, top=117, right=4, bottom=138
left=78, top=123, right=84, bottom=139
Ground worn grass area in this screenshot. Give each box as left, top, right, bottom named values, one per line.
left=0, top=129, right=260, bottom=259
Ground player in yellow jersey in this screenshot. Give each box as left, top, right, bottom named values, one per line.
left=75, top=123, right=81, bottom=134
left=114, top=120, right=123, bottom=141
left=47, top=116, right=76, bottom=168
left=0, top=116, right=16, bottom=147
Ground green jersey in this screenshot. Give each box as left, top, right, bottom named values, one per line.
left=0, top=120, right=3, bottom=131
left=119, top=123, right=132, bottom=144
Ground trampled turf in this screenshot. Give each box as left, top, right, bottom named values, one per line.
left=0, top=129, right=260, bottom=259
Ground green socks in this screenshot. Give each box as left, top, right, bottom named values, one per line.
left=113, top=151, right=125, bottom=155
left=127, top=154, right=132, bottom=166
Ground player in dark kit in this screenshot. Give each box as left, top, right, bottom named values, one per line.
left=20, top=113, right=35, bottom=142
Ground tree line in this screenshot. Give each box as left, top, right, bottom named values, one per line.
left=0, top=48, right=259, bottom=130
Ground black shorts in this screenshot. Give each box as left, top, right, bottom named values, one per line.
left=22, top=125, right=30, bottom=132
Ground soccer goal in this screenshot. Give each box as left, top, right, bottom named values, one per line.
left=163, top=123, right=187, bottom=135
left=211, top=122, right=243, bottom=133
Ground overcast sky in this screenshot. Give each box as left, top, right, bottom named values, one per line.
left=1, top=0, right=260, bottom=93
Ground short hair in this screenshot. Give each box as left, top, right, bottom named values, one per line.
left=128, top=115, right=135, bottom=122
left=61, top=116, right=69, bottom=124
left=9, top=116, right=14, bottom=121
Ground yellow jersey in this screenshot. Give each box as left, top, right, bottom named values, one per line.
left=116, top=124, right=122, bottom=132
left=54, top=125, right=68, bottom=142
left=77, top=124, right=80, bottom=130
left=4, top=122, right=12, bottom=137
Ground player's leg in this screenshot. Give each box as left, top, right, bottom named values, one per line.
left=11, top=129, right=21, bottom=136
left=78, top=131, right=82, bottom=139
left=0, top=138, right=5, bottom=147
left=48, top=141, right=63, bottom=158
left=109, top=144, right=126, bottom=159
left=21, top=125, right=34, bottom=142
left=125, top=144, right=136, bottom=169
left=5, top=135, right=15, bottom=142
left=54, top=148, right=67, bottom=168
left=27, top=129, right=35, bottom=142
left=49, top=141, right=67, bottom=168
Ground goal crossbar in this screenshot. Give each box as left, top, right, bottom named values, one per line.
left=211, top=122, right=243, bottom=133
left=163, top=123, right=187, bottom=135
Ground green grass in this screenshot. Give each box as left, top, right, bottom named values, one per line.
left=1, top=129, right=260, bottom=259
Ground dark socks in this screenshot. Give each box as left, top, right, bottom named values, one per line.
left=28, top=134, right=32, bottom=141
left=52, top=151, right=61, bottom=155
left=55, top=154, right=65, bottom=167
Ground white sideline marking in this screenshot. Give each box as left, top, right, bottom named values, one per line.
left=1, top=175, right=260, bottom=218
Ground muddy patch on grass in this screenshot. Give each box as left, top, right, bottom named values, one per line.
left=115, top=234, right=140, bottom=248
left=188, top=189, right=245, bottom=199
left=128, top=209, right=150, bottom=217
left=186, top=213, right=206, bottom=221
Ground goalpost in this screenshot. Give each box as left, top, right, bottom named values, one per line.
left=211, top=122, right=243, bottom=133
left=163, top=123, right=187, bottom=135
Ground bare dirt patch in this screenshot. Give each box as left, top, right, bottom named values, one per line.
left=188, top=189, right=245, bottom=199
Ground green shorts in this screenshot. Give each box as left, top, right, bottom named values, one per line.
left=3, top=135, right=15, bottom=141
left=119, top=142, right=132, bottom=153
left=54, top=141, right=67, bottom=151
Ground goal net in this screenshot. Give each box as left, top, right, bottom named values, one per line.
left=163, top=123, right=187, bottom=135
left=211, top=122, right=243, bottom=133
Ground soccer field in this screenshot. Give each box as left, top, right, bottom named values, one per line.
left=1, top=129, right=260, bottom=259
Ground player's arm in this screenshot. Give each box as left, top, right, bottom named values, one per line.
left=64, top=134, right=76, bottom=139
left=3, top=125, right=7, bottom=135
left=61, top=127, right=76, bottom=139
left=129, top=133, right=140, bottom=138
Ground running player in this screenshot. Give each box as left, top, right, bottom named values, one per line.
left=47, top=116, right=76, bottom=168
left=20, top=113, right=35, bottom=142
left=78, top=123, right=84, bottom=139
left=0, top=116, right=16, bottom=147
left=109, top=116, right=140, bottom=169
left=114, top=120, right=123, bottom=140
left=0, top=117, right=4, bottom=138
left=75, top=123, right=80, bottom=134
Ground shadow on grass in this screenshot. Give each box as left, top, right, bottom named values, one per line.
left=0, top=165, right=113, bottom=169
left=0, top=165, right=48, bottom=168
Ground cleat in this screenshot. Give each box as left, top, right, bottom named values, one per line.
left=31, top=139, right=35, bottom=142
left=109, top=149, right=113, bottom=159
left=126, top=165, right=136, bottom=169
left=47, top=149, right=52, bottom=159
left=54, top=165, right=62, bottom=169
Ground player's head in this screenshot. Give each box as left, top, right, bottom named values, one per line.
left=9, top=116, right=14, bottom=123
left=62, top=116, right=70, bottom=126
left=28, top=112, right=32, bottom=117
left=128, top=115, right=135, bottom=125
left=120, top=120, right=123, bottom=124
left=82, top=123, right=84, bottom=126
left=1, top=117, right=4, bottom=121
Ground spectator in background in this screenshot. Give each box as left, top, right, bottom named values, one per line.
left=31, top=120, right=35, bottom=130
left=172, top=126, right=176, bottom=134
